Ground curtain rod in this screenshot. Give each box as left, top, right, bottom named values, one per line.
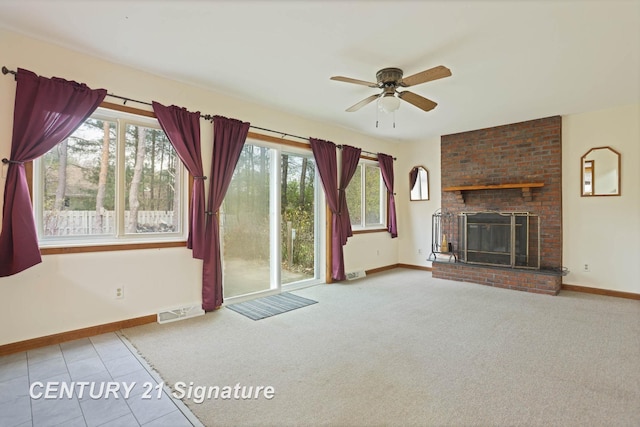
left=2, top=66, right=393, bottom=159
left=106, top=95, right=389, bottom=158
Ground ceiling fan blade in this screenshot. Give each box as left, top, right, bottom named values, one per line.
left=397, top=91, right=438, bottom=112
left=346, top=94, right=381, bottom=112
left=400, top=65, right=451, bottom=87
left=331, top=76, right=379, bottom=88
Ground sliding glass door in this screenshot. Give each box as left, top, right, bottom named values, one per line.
left=281, top=152, right=317, bottom=285
left=222, top=141, right=321, bottom=299
left=221, top=145, right=273, bottom=298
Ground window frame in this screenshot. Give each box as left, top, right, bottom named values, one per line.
left=31, top=103, right=189, bottom=254
left=348, top=159, right=388, bottom=233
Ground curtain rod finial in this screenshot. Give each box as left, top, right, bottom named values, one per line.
left=2, top=66, right=17, bottom=79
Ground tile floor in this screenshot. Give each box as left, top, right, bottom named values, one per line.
left=0, top=332, right=203, bottom=427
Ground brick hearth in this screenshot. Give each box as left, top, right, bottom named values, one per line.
left=432, top=116, right=563, bottom=295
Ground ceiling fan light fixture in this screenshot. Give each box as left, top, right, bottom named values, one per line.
left=378, top=93, right=400, bottom=113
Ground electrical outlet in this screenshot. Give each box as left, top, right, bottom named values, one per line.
left=115, top=286, right=124, bottom=299
left=583, top=264, right=590, bottom=272
left=418, top=248, right=422, bottom=254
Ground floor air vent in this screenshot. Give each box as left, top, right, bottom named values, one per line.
left=346, top=270, right=366, bottom=280
left=157, top=305, right=205, bottom=324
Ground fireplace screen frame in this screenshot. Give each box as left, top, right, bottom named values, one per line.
left=458, top=211, right=540, bottom=270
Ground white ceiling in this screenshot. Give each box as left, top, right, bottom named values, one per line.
left=0, top=0, right=638, bottom=143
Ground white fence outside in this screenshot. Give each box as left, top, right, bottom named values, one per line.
left=43, top=210, right=176, bottom=236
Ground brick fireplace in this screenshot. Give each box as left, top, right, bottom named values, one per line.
left=432, top=116, right=563, bottom=295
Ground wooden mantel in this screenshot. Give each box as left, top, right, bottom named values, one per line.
left=443, top=182, right=544, bottom=203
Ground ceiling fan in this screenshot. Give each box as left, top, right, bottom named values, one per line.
left=331, top=65, right=451, bottom=113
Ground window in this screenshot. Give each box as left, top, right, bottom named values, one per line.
left=346, top=161, right=387, bottom=230
left=33, top=107, right=186, bottom=247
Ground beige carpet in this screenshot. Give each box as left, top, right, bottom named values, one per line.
left=122, top=269, right=640, bottom=427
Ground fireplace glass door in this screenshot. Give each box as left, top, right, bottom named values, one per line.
left=458, top=212, right=540, bottom=269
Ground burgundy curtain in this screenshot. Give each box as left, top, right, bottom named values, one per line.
left=0, top=68, right=106, bottom=276
left=378, top=153, right=398, bottom=238
left=202, top=115, right=250, bottom=311
left=310, top=138, right=358, bottom=281
left=338, top=145, right=361, bottom=245
left=152, top=102, right=206, bottom=259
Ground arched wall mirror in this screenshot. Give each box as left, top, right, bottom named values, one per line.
left=410, top=166, right=429, bottom=201
left=581, top=146, right=621, bottom=196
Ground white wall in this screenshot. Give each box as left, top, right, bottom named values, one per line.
left=343, top=232, right=398, bottom=273
left=341, top=134, right=442, bottom=274
left=562, top=103, right=640, bottom=294
left=0, top=29, right=398, bottom=345
left=395, top=137, right=442, bottom=268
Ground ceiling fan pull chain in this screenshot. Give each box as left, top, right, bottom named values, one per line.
left=393, top=110, right=396, bottom=129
